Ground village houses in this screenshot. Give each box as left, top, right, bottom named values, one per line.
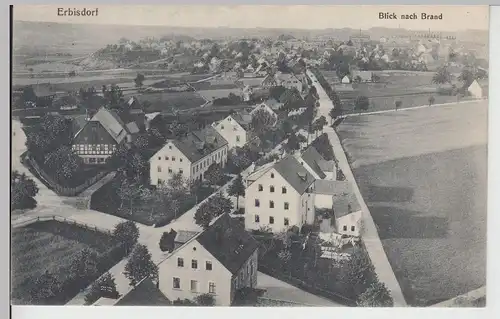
left=294, top=145, right=337, bottom=180
left=244, top=155, right=316, bottom=233
left=149, top=126, right=228, bottom=186
left=156, top=214, right=259, bottom=306
left=212, top=111, right=255, bottom=149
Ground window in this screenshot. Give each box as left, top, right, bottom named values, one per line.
left=165, top=156, right=169, bottom=160
left=192, top=259, right=198, bottom=269
left=172, top=156, right=176, bottom=161
left=258, top=184, right=263, bottom=191
left=236, top=135, right=240, bottom=142
left=282, top=187, right=287, bottom=194
left=284, top=218, right=289, bottom=226
left=168, top=168, right=173, bottom=174
left=190, top=280, right=198, bottom=292
left=180, top=158, right=183, bottom=162
left=158, top=156, right=161, bottom=160
left=255, top=215, right=260, bottom=223
left=271, top=173, right=274, bottom=178
left=169, top=145, right=172, bottom=149
left=209, top=282, right=216, bottom=294
left=206, top=261, right=212, bottom=270
left=255, top=199, right=260, bottom=207
left=173, top=277, right=180, bottom=289
left=177, top=258, right=184, bottom=267
left=284, top=202, right=289, bottom=210
left=221, top=125, right=224, bottom=130
left=270, top=186, right=275, bottom=193
left=157, top=166, right=162, bottom=173
left=158, top=178, right=163, bottom=185
left=269, top=201, right=274, bottom=208
left=269, top=216, right=274, bottom=224
left=351, top=226, right=355, bottom=232
left=179, top=169, right=184, bottom=174
left=343, top=225, right=347, bottom=231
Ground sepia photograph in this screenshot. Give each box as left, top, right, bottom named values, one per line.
left=10, top=4, right=488, bottom=308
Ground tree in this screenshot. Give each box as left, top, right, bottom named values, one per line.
left=69, top=248, right=99, bottom=286
left=124, top=244, right=158, bottom=287
left=134, top=73, right=145, bottom=88
left=458, top=68, right=475, bottom=88
left=354, top=96, right=369, bottom=112
left=338, top=248, right=376, bottom=296
left=357, top=280, right=394, bottom=307
left=281, top=119, right=294, bottom=137
left=269, top=86, right=287, bottom=101
left=194, top=192, right=233, bottom=228
left=329, top=107, right=342, bottom=120
left=30, top=270, right=60, bottom=302
left=428, top=95, right=435, bottom=106
left=227, top=174, right=245, bottom=210
left=84, top=272, right=119, bottom=305
left=251, top=109, right=276, bottom=137
left=113, top=220, right=140, bottom=254
left=285, top=133, right=301, bottom=152
left=205, top=163, right=225, bottom=186
left=311, top=133, right=335, bottom=161
left=188, top=178, right=204, bottom=205
left=159, top=229, right=177, bottom=252
left=432, top=66, right=452, bottom=86
left=11, top=170, right=39, bottom=210
left=314, top=116, right=328, bottom=135
left=20, top=86, right=37, bottom=105
left=104, top=85, right=126, bottom=112
left=43, top=146, right=83, bottom=183
left=195, top=293, right=215, bottom=306
left=394, top=100, right=402, bottom=111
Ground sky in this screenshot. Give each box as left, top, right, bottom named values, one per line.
left=14, top=5, right=489, bottom=32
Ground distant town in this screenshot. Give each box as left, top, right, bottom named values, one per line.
left=11, top=19, right=488, bottom=308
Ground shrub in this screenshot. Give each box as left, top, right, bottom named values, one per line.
left=195, top=293, right=215, bottom=306
left=84, top=272, right=119, bottom=305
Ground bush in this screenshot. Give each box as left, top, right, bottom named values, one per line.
left=84, top=272, right=120, bottom=305
left=159, top=230, right=176, bottom=252
left=195, top=293, right=215, bottom=306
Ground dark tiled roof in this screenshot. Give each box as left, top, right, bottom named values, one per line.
left=274, top=155, right=315, bottom=195
left=171, top=126, right=228, bottom=163
left=196, top=214, right=258, bottom=275
left=231, top=111, right=252, bottom=129
left=115, top=278, right=171, bottom=306
left=89, top=107, right=128, bottom=143
left=301, top=146, right=328, bottom=179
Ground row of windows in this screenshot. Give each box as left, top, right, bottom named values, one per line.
left=258, top=185, right=287, bottom=193
left=158, top=155, right=183, bottom=162
left=343, top=225, right=356, bottom=232
left=172, top=277, right=216, bottom=294
left=74, top=144, right=115, bottom=151
left=177, top=258, right=212, bottom=270
left=254, top=215, right=289, bottom=226
left=192, top=150, right=225, bottom=174
left=158, top=166, right=183, bottom=174
left=83, top=157, right=107, bottom=164
left=255, top=199, right=289, bottom=210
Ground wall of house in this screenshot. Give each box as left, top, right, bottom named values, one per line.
left=190, top=145, right=228, bottom=182
left=245, top=168, right=306, bottom=233
left=303, top=186, right=316, bottom=225
left=213, top=117, right=248, bottom=149
left=73, top=122, right=118, bottom=165
left=150, top=142, right=192, bottom=186
left=230, top=250, right=258, bottom=303
left=335, top=210, right=363, bottom=237
left=158, top=239, right=233, bottom=306
left=314, top=193, right=333, bottom=210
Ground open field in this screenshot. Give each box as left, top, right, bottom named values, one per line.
left=337, top=101, right=487, bottom=306
left=11, top=220, right=120, bottom=304
left=136, top=91, right=207, bottom=112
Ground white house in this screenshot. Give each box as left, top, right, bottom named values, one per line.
left=244, top=156, right=316, bottom=233
left=156, top=214, right=259, bottom=306
left=313, top=180, right=363, bottom=237
left=295, top=146, right=337, bottom=180
left=250, top=102, right=278, bottom=125
left=467, top=79, right=488, bottom=99
left=149, top=127, right=228, bottom=186
left=212, top=111, right=254, bottom=149
left=341, top=75, right=351, bottom=84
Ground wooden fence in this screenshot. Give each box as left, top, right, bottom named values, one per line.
left=12, top=215, right=113, bottom=236
left=24, top=153, right=108, bottom=197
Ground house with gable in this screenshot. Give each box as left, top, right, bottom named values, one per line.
left=244, top=155, right=316, bottom=233
left=467, top=79, right=489, bottom=99
left=156, top=213, right=259, bottom=306
left=72, top=107, right=138, bottom=164
left=295, top=146, right=337, bottom=180
left=249, top=102, right=278, bottom=126
left=149, top=126, right=229, bottom=186
left=212, top=110, right=255, bottom=149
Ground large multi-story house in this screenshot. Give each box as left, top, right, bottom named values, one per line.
left=212, top=111, right=254, bottom=150
left=244, top=155, right=316, bottom=233
left=149, top=126, right=228, bottom=186
left=72, top=107, right=140, bottom=165
left=157, top=213, right=259, bottom=306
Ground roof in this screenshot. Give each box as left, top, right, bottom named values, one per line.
left=300, top=146, right=331, bottom=179
left=33, top=85, right=57, bottom=97
left=115, top=278, right=171, bottom=306
left=168, top=126, right=228, bottom=163
left=332, top=191, right=361, bottom=219
left=71, top=115, right=88, bottom=135
left=313, top=180, right=361, bottom=218
left=196, top=214, right=259, bottom=275
left=89, top=107, right=128, bottom=143
left=231, top=110, right=253, bottom=128
left=313, top=179, right=351, bottom=195
left=126, top=122, right=140, bottom=134
left=274, top=155, right=315, bottom=195
left=174, top=230, right=199, bottom=244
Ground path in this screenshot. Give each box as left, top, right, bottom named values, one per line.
left=306, top=69, right=408, bottom=307
left=256, top=272, right=342, bottom=307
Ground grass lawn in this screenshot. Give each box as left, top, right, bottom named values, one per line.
left=11, top=220, right=122, bottom=305
left=136, top=91, right=207, bottom=112
left=337, top=101, right=487, bottom=306
left=90, top=177, right=215, bottom=226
